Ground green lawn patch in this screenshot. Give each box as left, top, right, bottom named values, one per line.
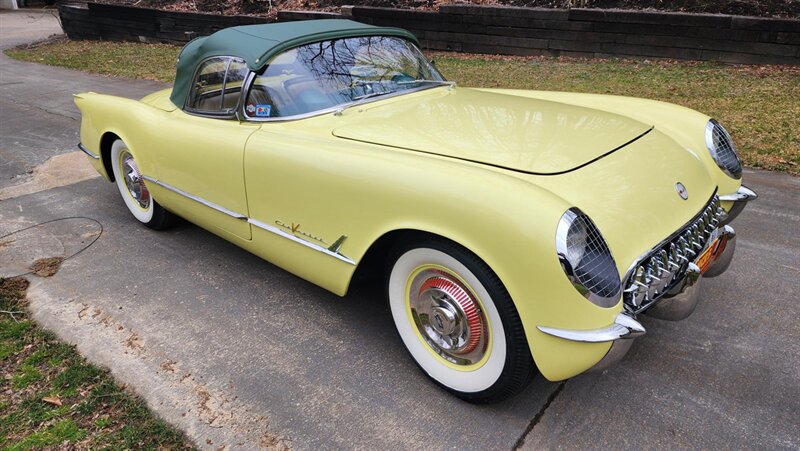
left=0, top=277, right=192, bottom=450
left=5, top=39, right=798, bottom=174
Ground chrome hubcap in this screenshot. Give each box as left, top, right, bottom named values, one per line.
left=121, top=153, right=150, bottom=209
left=408, top=269, right=488, bottom=366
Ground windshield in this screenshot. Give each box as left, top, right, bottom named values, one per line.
left=244, top=36, right=444, bottom=119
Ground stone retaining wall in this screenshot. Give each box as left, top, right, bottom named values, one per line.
left=59, top=3, right=800, bottom=64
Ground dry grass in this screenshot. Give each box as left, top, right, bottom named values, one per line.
left=0, top=277, right=192, bottom=449
left=6, top=40, right=799, bottom=173
left=6, top=38, right=179, bottom=82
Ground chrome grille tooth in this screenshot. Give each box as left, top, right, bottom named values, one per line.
left=656, top=250, right=669, bottom=276
left=692, top=225, right=703, bottom=251
left=628, top=266, right=647, bottom=307
left=644, top=264, right=660, bottom=300
left=678, top=236, right=690, bottom=260
left=667, top=244, right=681, bottom=271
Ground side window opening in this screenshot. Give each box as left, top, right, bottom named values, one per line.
left=186, top=57, right=248, bottom=116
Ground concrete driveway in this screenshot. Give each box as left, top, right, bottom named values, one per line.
left=2, top=9, right=799, bottom=450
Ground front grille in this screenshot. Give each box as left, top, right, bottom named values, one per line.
left=623, top=195, right=723, bottom=312
left=707, top=121, right=742, bottom=179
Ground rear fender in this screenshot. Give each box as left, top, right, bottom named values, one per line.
left=74, top=92, right=165, bottom=181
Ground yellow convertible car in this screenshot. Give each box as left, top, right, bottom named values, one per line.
left=75, top=20, right=756, bottom=402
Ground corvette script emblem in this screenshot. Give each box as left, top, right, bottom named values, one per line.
left=675, top=182, right=689, bottom=200
left=275, top=220, right=326, bottom=244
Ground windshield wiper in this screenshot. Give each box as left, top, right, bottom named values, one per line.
left=351, top=91, right=390, bottom=101
left=333, top=81, right=455, bottom=116
left=334, top=90, right=396, bottom=116
left=396, top=79, right=456, bottom=87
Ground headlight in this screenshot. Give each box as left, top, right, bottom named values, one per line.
left=555, top=208, right=621, bottom=308
left=705, top=119, right=742, bottom=179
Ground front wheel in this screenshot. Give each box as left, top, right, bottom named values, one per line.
left=110, top=139, right=175, bottom=230
left=387, top=240, right=535, bottom=403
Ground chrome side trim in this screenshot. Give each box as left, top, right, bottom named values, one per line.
left=327, top=235, right=348, bottom=253
left=248, top=218, right=356, bottom=265
left=141, top=176, right=247, bottom=220
left=141, top=176, right=355, bottom=265
left=537, top=313, right=645, bottom=343
left=77, top=143, right=100, bottom=160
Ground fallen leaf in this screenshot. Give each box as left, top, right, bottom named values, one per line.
left=43, top=396, right=62, bottom=406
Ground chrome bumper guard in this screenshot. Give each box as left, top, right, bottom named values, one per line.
left=538, top=313, right=645, bottom=343
left=719, top=185, right=757, bottom=226
left=536, top=185, right=755, bottom=375
left=538, top=313, right=646, bottom=373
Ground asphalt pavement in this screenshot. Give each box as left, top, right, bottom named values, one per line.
left=1, top=9, right=799, bottom=450
left=0, top=9, right=167, bottom=189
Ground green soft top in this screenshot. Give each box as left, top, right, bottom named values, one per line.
left=169, top=19, right=419, bottom=108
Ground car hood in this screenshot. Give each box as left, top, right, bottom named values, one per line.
left=332, top=87, right=652, bottom=174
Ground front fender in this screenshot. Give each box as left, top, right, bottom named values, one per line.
left=351, top=173, right=619, bottom=381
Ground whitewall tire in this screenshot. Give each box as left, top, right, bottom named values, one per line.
left=110, top=139, right=175, bottom=230
left=387, top=240, right=534, bottom=403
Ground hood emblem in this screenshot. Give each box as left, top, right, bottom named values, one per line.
left=675, top=182, right=689, bottom=200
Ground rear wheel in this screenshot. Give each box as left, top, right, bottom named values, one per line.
left=387, top=239, right=535, bottom=403
left=110, top=139, right=175, bottom=230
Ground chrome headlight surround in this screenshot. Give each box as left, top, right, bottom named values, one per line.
left=705, top=119, right=742, bottom=180
left=555, top=208, right=622, bottom=308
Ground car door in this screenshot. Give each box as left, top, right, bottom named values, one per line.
left=148, top=57, right=259, bottom=240
left=235, top=45, right=364, bottom=292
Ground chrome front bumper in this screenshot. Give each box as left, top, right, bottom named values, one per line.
left=644, top=225, right=734, bottom=320
left=537, top=185, right=755, bottom=374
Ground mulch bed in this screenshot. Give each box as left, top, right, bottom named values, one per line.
left=95, top=0, right=800, bottom=19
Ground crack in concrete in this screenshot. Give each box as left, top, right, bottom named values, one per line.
left=29, top=104, right=78, bottom=121
left=512, top=381, right=566, bottom=450
left=0, top=91, right=79, bottom=121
